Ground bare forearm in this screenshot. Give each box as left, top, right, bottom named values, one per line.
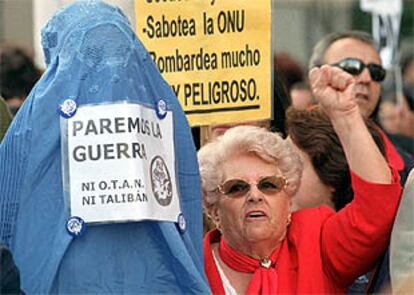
left=309, top=65, right=391, bottom=184
left=331, top=110, right=391, bottom=183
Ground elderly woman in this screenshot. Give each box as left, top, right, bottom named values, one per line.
left=198, top=66, right=402, bottom=294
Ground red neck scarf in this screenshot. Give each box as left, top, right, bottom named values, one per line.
left=218, top=238, right=284, bottom=294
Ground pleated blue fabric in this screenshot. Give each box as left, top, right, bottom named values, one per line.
left=0, top=0, right=210, bottom=293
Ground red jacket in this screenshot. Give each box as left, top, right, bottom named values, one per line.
left=204, top=170, right=402, bottom=294
left=378, top=127, right=404, bottom=172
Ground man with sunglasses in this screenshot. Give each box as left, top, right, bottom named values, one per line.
left=309, top=31, right=412, bottom=184
left=310, top=31, right=385, bottom=119
left=309, top=31, right=414, bottom=294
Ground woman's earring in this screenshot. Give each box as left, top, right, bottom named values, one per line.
left=287, top=213, right=292, bottom=226
left=211, top=209, right=221, bottom=231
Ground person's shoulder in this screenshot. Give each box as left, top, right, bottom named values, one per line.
left=292, top=205, right=335, bottom=220
left=289, top=206, right=335, bottom=239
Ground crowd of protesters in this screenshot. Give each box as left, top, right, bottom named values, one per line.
left=0, top=0, right=413, bottom=294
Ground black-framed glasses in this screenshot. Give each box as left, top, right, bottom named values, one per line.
left=214, top=175, right=288, bottom=198
left=332, top=58, right=386, bottom=82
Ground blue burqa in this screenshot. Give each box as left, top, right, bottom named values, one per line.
left=0, top=1, right=210, bottom=293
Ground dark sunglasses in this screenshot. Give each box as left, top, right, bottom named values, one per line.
left=214, top=175, right=288, bottom=198
left=332, top=58, right=386, bottom=82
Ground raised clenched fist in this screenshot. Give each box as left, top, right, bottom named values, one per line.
left=309, top=65, right=359, bottom=119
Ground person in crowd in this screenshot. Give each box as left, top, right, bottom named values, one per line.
left=0, top=97, right=12, bottom=142
left=199, top=65, right=401, bottom=293
left=274, top=52, right=305, bottom=92
left=378, top=100, right=402, bottom=135
left=0, top=44, right=42, bottom=115
left=0, top=1, right=209, bottom=293
left=401, top=53, right=414, bottom=86
left=399, top=87, right=414, bottom=140
left=270, top=69, right=292, bottom=138
left=400, top=59, right=414, bottom=153
left=0, top=243, right=22, bottom=294
left=286, top=106, right=386, bottom=212
left=375, top=88, right=413, bottom=157
left=309, top=30, right=413, bottom=185
left=375, top=79, right=414, bottom=158
left=290, top=81, right=315, bottom=110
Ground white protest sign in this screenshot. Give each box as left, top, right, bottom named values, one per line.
left=361, top=0, right=404, bottom=105
left=361, top=0, right=402, bottom=69
left=360, top=0, right=402, bottom=14
left=62, top=102, right=180, bottom=223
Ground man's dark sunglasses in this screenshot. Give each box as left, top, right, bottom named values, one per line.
left=332, top=58, right=386, bottom=82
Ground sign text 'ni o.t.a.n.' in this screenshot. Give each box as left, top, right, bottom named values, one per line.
left=135, top=0, right=272, bottom=126
left=61, top=102, right=181, bottom=224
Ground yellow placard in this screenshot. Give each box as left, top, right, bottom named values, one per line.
left=135, top=0, right=272, bottom=126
